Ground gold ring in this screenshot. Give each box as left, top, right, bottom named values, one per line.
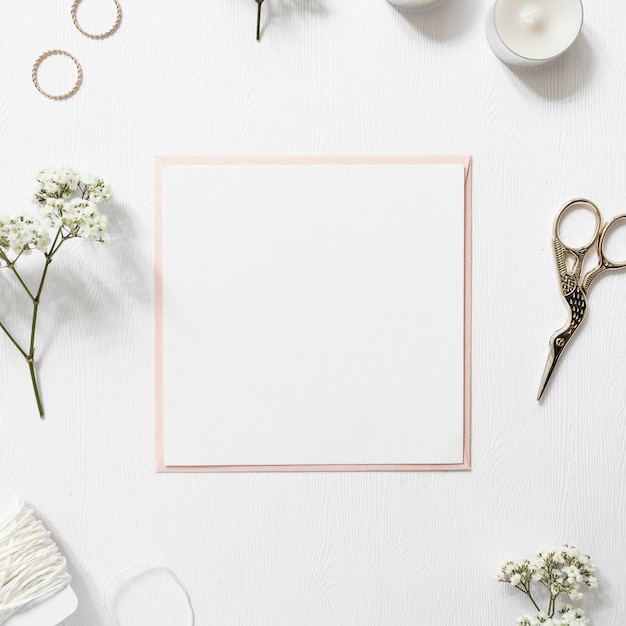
left=71, top=0, right=122, bottom=40
left=32, top=50, right=83, bottom=101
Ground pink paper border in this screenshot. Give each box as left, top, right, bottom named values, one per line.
left=155, top=156, right=472, bottom=472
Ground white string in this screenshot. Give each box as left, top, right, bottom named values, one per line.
left=0, top=502, right=71, bottom=624
left=103, top=563, right=195, bottom=626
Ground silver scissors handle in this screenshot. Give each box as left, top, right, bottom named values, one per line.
left=583, top=214, right=626, bottom=291
left=553, top=198, right=601, bottom=292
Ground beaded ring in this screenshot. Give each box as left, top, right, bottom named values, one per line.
left=32, top=50, right=83, bottom=101
left=71, top=0, right=122, bottom=40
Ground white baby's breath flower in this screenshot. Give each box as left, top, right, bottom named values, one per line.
left=79, top=172, right=99, bottom=186
left=43, top=181, right=59, bottom=195
left=496, top=559, right=534, bottom=588
left=563, top=546, right=579, bottom=559
left=52, top=166, right=80, bottom=190
left=41, top=198, right=65, bottom=228
left=562, top=565, right=581, bottom=583
left=36, top=167, right=56, bottom=184
left=33, top=166, right=83, bottom=204
left=67, top=198, right=109, bottom=242
left=40, top=195, right=109, bottom=244
left=558, top=605, right=590, bottom=626
left=85, top=180, right=112, bottom=204
left=517, top=613, right=557, bottom=626
left=0, top=213, right=50, bottom=258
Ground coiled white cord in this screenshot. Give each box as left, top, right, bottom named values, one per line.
left=103, top=563, right=195, bottom=625
left=0, top=502, right=71, bottom=624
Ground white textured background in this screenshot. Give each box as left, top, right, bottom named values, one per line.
left=0, top=0, right=625, bottom=624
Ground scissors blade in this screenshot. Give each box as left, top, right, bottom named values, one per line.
left=537, top=347, right=561, bottom=401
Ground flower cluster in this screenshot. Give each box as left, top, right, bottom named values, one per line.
left=496, top=546, right=597, bottom=626
left=0, top=214, right=50, bottom=260
left=496, top=558, right=535, bottom=589
left=32, top=166, right=110, bottom=244
left=32, top=166, right=81, bottom=200
left=531, top=547, right=597, bottom=600
left=516, top=606, right=590, bottom=626
left=32, top=166, right=110, bottom=203
left=40, top=197, right=108, bottom=242
left=78, top=173, right=112, bottom=204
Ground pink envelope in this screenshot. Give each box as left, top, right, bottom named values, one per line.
left=155, top=156, right=472, bottom=472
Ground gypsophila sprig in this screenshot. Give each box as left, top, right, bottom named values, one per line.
left=496, top=546, right=597, bottom=626
left=0, top=167, right=111, bottom=418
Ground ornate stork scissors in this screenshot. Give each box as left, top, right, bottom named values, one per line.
left=537, top=199, right=626, bottom=400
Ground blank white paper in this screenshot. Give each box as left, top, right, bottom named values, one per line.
left=160, top=162, right=466, bottom=467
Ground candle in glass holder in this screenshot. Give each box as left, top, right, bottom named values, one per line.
left=386, top=0, right=444, bottom=10
left=486, top=0, right=583, bottom=68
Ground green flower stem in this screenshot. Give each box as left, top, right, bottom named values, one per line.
left=8, top=265, right=35, bottom=301
left=517, top=584, right=541, bottom=612
left=256, top=0, right=263, bottom=41
left=0, top=230, right=64, bottom=419
left=548, top=593, right=557, bottom=618
left=27, top=358, right=44, bottom=418
left=0, top=319, right=28, bottom=359
left=26, top=248, right=59, bottom=420
left=527, top=591, right=541, bottom=613
left=48, top=228, right=63, bottom=258
left=0, top=308, right=42, bottom=417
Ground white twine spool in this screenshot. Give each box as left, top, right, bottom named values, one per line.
left=0, top=502, right=71, bottom=624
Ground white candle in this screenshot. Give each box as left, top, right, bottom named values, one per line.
left=386, top=0, right=445, bottom=10
left=486, top=0, right=583, bottom=67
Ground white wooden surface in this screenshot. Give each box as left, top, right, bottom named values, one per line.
left=0, top=0, right=625, bottom=624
